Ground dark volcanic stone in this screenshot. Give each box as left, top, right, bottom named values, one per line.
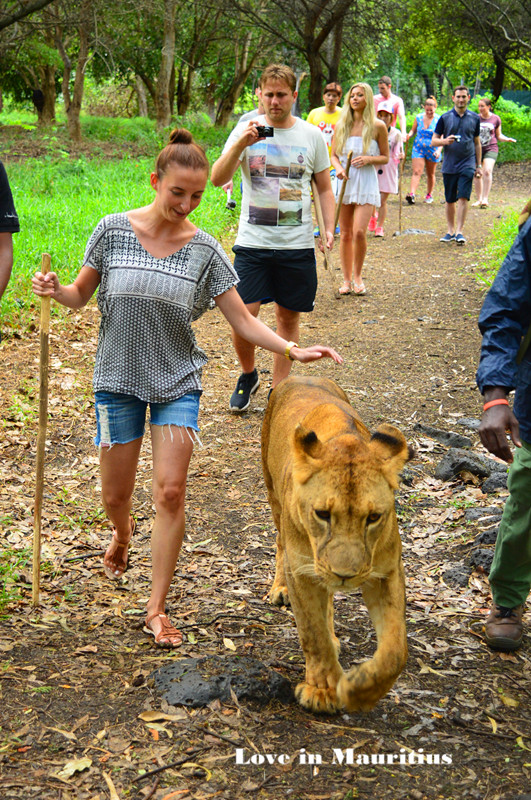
left=434, top=448, right=507, bottom=481
left=151, top=655, right=294, bottom=708
left=442, top=565, right=470, bottom=588
left=481, top=472, right=508, bottom=493
left=457, top=417, right=481, bottom=431
left=468, top=548, right=494, bottom=572
left=475, top=526, right=499, bottom=545
left=414, top=423, right=472, bottom=449
left=464, top=507, right=502, bottom=522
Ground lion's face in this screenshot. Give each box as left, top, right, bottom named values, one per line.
left=290, top=427, right=408, bottom=591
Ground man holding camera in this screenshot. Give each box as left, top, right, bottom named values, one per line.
left=212, top=63, right=335, bottom=412
left=431, top=85, right=481, bottom=246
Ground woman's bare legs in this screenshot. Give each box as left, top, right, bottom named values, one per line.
left=146, top=424, right=195, bottom=644
left=480, top=158, right=495, bottom=204
left=377, top=193, right=389, bottom=229
left=338, top=203, right=373, bottom=291
left=409, top=158, right=425, bottom=196
left=425, top=160, right=437, bottom=197
left=351, top=204, right=374, bottom=287
left=101, top=438, right=142, bottom=576
left=338, top=203, right=355, bottom=291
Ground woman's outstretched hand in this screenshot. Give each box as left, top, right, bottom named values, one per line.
left=290, top=345, right=343, bottom=364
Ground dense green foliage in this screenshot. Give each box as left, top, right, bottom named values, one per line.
left=0, top=114, right=239, bottom=331
left=478, top=210, right=520, bottom=287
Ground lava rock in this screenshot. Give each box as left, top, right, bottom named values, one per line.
left=457, top=417, right=481, bottom=431
left=414, top=423, right=472, bottom=449
left=475, top=525, right=499, bottom=545
left=434, top=448, right=507, bottom=482
left=151, top=655, right=294, bottom=708
left=468, top=548, right=494, bottom=572
left=464, top=507, right=502, bottom=522
left=393, top=228, right=435, bottom=237
left=442, top=565, right=470, bottom=588
left=481, top=472, right=508, bottom=493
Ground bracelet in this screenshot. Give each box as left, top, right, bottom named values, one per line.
left=284, top=341, right=299, bottom=360
left=483, top=398, right=509, bottom=411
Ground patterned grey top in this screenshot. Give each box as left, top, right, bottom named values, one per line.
left=84, top=213, right=239, bottom=403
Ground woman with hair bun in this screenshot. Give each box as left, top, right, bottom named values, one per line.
left=32, top=128, right=342, bottom=647
left=472, top=97, right=516, bottom=208
left=331, top=82, right=389, bottom=295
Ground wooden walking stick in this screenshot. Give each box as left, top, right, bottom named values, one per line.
left=32, top=253, right=51, bottom=606
left=311, top=177, right=336, bottom=292
left=333, top=150, right=353, bottom=232
left=398, top=137, right=408, bottom=235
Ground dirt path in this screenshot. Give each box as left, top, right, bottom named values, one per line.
left=1, top=163, right=531, bottom=800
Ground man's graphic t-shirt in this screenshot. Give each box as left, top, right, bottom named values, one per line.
left=223, top=116, right=329, bottom=249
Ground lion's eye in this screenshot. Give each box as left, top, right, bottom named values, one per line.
left=315, top=509, right=331, bottom=521
left=367, top=512, right=381, bottom=524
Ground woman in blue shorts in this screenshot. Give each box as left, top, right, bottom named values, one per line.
left=32, top=129, right=341, bottom=648
left=406, top=96, right=441, bottom=204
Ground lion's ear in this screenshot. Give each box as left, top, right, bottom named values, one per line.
left=293, top=424, right=324, bottom=459
left=292, top=424, right=324, bottom=483
left=370, top=424, right=413, bottom=489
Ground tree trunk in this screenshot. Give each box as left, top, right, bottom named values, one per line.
left=155, top=0, right=177, bottom=130
left=38, top=64, right=56, bottom=125
left=491, top=54, right=505, bottom=101
left=327, top=19, right=343, bottom=82
left=136, top=75, right=148, bottom=116
left=306, top=44, right=325, bottom=109
left=422, top=73, right=433, bottom=97
left=214, top=33, right=257, bottom=127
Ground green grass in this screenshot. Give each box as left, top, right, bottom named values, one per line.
left=0, top=546, right=30, bottom=612
left=477, top=209, right=519, bottom=287
left=1, top=151, right=239, bottom=331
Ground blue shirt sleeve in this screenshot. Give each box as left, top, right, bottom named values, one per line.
left=476, top=217, right=531, bottom=393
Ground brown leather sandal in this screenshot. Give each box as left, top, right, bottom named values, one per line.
left=143, top=612, right=183, bottom=648
left=103, top=516, right=136, bottom=580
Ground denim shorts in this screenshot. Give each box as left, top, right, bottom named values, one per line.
left=94, top=391, right=201, bottom=447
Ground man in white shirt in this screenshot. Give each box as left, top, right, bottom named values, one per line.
left=212, top=63, right=335, bottom=412
left=373, top=76, right=407, bottom=140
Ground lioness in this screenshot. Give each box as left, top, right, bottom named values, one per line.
left=261, top=376, right=413, bottom=714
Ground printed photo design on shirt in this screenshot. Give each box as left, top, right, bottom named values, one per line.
left=317, top=120, right=336, bottom=149
left=479, top=121, right=495, bottom=147
left=248, top=142, right=306, bottom=226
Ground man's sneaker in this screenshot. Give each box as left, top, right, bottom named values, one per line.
left=440, top=232, right=455, bottom=243
left=484, top=604, right=523, bottom=651
left=335, top=225, right=340, bottom=235
left=368, top=215, right=378, bottom=232
left=425, top=193, right=434, bottom=204
left=455, top=233, right=466, bottom=245
left=406, top=193, right=415, bottom=205
left=229, top=369, right=260, bottom=412
left=313, top=226, right=320, bottom=237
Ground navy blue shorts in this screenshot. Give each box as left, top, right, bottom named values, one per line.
left=443, top=170, right=475, bottom=203
left=232, top=246, right=317, bottom=312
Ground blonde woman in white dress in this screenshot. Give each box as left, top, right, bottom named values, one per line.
left=331, top=83, right=389, bottom=295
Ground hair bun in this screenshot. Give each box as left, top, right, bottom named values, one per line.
left=168, top=127, right=194, bottom=145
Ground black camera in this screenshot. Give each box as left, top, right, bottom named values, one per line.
left=255, top=125, right=274, bottom=138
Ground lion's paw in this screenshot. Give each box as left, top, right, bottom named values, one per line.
left=337, top=662, right=397, bottom=712
left=295, top=682, right=341, bottom=714
left=269, top=584, right=290, bottom=607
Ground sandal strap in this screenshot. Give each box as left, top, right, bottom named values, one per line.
left=112, top=516, right=136, bottom=545
left=145, top=612, right=183, bottom=643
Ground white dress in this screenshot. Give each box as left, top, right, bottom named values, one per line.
left=339, top=136, right=381, bottom=207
